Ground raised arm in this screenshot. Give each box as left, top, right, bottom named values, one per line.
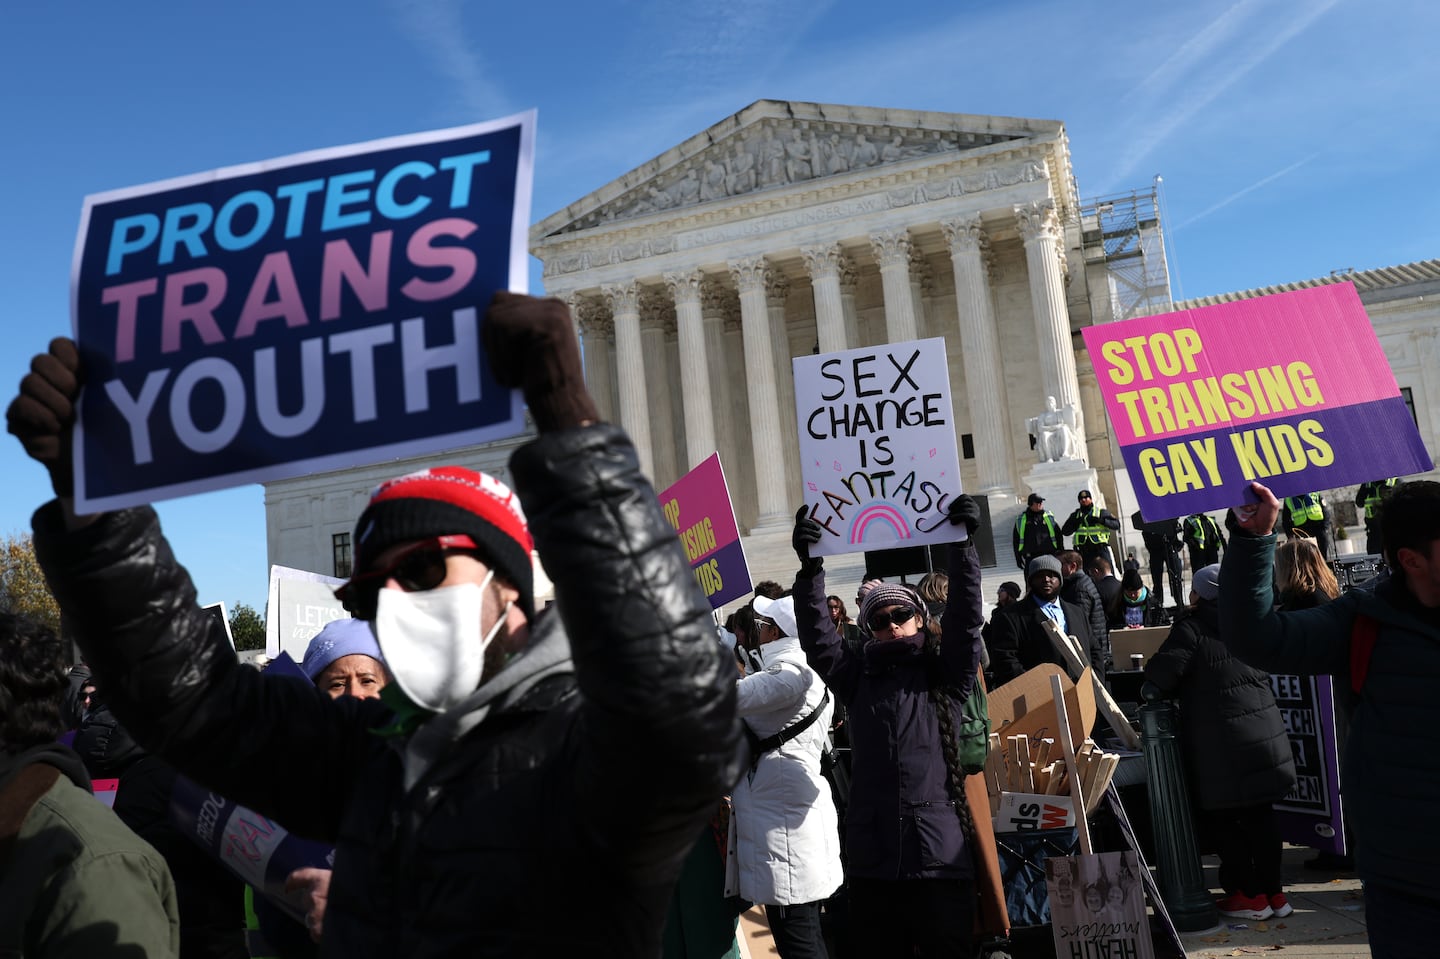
left=488, top=293, right=741, bottom=861
left=12, top=338, right=377, bottom=839
left=936, top=496, right=984, bottom=697
left=1218, top=481, right=1351, bottom=677
left=791, top=507, right=864, bottom=702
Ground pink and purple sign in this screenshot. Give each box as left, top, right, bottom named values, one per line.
left=1082, top=283, right=1432, bottom=519
left=659, top=453, right=751, bottom=610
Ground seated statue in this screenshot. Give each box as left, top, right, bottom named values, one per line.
left=1027, top=395, right=1081, bottom=463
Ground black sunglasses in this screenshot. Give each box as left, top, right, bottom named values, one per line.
left=867, top=605, right=919, bottom=631
left=334, top=534, right=480, bottom=619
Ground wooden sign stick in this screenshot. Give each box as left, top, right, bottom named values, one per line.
left=1050, top=672, right=1093, bottom=855
left=1044, top=620, right=1142, bottom=750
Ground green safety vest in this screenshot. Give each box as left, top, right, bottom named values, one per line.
left=1186, top=515, right=1212, bottom=548
left=1074, top=511, right=1112, bottom=545
left=1286, top=495, right=1324, bottom=525
left=1363, top=479, right=1398, bottom=519
left=1017, top=511, right=1059, bottom=544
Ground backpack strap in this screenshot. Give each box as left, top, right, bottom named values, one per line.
left=744, top=687, right=832, bottom=766
left=1349, top=613, right=1379, bottom=696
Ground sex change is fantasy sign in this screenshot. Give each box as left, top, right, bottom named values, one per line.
left=1082, top=283, right=1433, bottom=520
left=794, top=338, right=965, bottom=558
left=70, top=112, right=535, bottom=513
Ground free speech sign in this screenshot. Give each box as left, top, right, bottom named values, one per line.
left=70, top=112, right=535, bottom=513
left=1082, top=283, right=1433, bottom=520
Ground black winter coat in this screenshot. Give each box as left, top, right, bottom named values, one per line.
left=1060, top=572, right=1110, bottom=670
left=1144, top=602, right=1295, bottom=810
left=34, top=425, right=742, bottom=959
left=987, top=595, right=1103, bottom=686
left=794, top=543, right=983, bottom=882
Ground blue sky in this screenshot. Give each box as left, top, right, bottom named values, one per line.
left=2, top=0, right=1435, bottom=614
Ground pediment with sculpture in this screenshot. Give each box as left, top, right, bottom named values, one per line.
left=554, top=117, right=1035, bottom=234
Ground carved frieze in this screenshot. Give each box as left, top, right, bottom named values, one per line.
left=542, top=158, right=1053, bottom=277
left=569, top=121, right=1028, bottom=230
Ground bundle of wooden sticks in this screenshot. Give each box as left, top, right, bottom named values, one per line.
left=984, top=733, right=1120, bottom=817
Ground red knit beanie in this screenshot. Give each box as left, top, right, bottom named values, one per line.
left=352, top=466, right=535, bottom=618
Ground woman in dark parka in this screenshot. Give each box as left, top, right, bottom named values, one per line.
left=791, top=498, right=985, bottom=959
left=1144, top=563, right=1296, bottom=921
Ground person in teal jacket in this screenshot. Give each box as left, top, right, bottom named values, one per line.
left=1222, top=479, right=1440, bottom=959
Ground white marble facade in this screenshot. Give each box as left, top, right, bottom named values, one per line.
left=530, top=100, right=1096, bottom=570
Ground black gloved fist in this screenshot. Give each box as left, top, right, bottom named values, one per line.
left=793, top=505, right=824, bottom=569
left=482, top=291, right=598, bottom=431
left=947, top=494, right=981, bottom=537
left=6, top=337, right=82, bottom=498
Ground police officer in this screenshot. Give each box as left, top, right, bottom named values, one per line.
left=1131, top=509, right=1183, bottom=612
left=1183, top=511, right=1227, bottom=570
left=1063, top=489, right=1121, bottom=569
left=1355, top=478, right=1400, bottom=557
left=1282, top=492, right=1331, bottom=561
left=1013, top=492, right=1062, bottom=571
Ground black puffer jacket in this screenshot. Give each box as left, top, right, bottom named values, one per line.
left=1144, top=602, right=1295, bottom=810
left=34, top=424, right=742, bottom=959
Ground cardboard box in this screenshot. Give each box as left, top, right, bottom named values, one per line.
left=1109, top=626, right=1169, bottom=666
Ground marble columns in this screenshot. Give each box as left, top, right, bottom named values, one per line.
left=730, top=256, right=790, bottom=528
left=942, top=214, right=1016, bottom=496
left=1015, top=198, right=1082, bottom=414
left=869, top=229, right=920, bottom=344
left=663, top=269, right=717, bottom=469
left=802, top=243, right=849, bottom=353
left=601, top=281, right=653, bottom=477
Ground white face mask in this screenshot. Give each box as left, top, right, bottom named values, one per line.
left=374, top=572, right=511, bottom=713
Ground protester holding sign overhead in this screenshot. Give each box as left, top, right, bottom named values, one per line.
left=791, top=496, right=987, bottom=959
left=10, top=292, right=742, bottom=957
left=1223, top=480, right=1440, bottom=959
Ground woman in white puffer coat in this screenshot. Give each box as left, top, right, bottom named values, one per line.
left=727, top=594, right=843, bottom=959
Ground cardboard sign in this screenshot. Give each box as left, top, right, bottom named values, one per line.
left=92, top=779, right=120, bottom=808
left=1271, top=673, right=1347, bottom=855
left=71, top=112, right=536, bottom=513
left=996, top=792, right=1076, bottom=831
left=1046, top=850, right=1155, bottom=959
left=264, top=564, right=348, bottom=659
left=201, top=601, right=235, bottom=650
left=1082, top=283, right=1433, bottom=519
left=658, top=453, right=751, bottom=609
left=794, top=338, right=964, bottom=557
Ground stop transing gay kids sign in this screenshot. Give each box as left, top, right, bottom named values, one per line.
left=70, top=112, right=535, bottom=513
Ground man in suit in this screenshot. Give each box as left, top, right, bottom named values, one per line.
left=986, top=555, right=1102, bottom=685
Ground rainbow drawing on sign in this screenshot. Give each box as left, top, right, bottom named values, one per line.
left=849, top=503, right=912, bottom=544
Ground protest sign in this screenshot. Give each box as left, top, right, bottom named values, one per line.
left=995, top=792, right=1076, bottom=832
left=794, top=338, right=964, bottom=558
left=1082, top=283, right=1433, bottom=519
left=658, top=453, right=751, bottom=609
left=71, top=111, right=535, bottom=513
left=1271, top=673, right=1347, bottom=856
left=265, top=564, right=348, bottom=659
left=201, top=601, right=235, bottom=650
left=1046, top=850, right=1155, bottom=959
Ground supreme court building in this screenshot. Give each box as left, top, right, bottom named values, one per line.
left=264, top=100, right=1440, bottom=599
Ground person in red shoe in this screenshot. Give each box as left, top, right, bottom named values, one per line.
left=1143, top=564, right=1295, bottom=921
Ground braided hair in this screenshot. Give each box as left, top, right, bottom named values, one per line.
left=924, top=621, right=978, bottom=847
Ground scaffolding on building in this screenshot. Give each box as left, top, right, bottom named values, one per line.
left=1080, top=184, right=1173, bottom=322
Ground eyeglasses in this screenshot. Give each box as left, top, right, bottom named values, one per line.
left=754, top=618, right=778, bottom=632
left=334, top=534, right=480, bottom=619
left=867, top=605, right=919, bottom=631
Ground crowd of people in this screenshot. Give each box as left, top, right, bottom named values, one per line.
left=0, top=291, right=1434, bottom=959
